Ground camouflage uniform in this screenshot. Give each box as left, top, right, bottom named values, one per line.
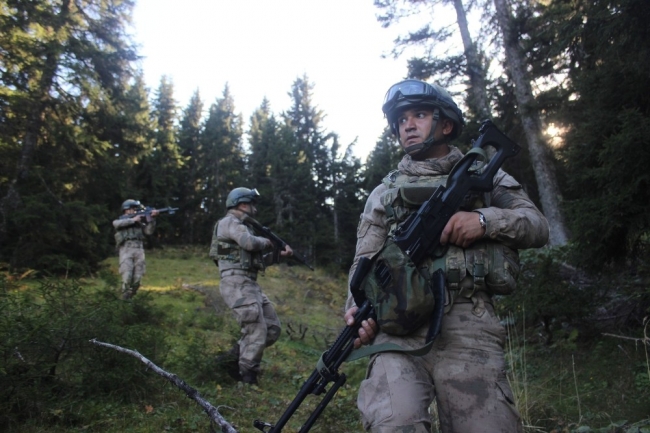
left=347, top=148, right=549, bottom=433
left=210, top=209, right=281, bottom=377
left=112, top=216, right=156, bottom=299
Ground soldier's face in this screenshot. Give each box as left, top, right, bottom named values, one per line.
left=125, top=208, right=136, bottom=215
left=239, top=202, right=258, bottom=217
left=397, top=108, right=437, bottom=149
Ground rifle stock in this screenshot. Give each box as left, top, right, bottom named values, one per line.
left=253, top=120, right=521, bottom=432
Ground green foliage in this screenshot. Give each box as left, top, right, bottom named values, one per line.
left=3, top=248, right=650, bottom=432
left=497, top=247, right=594, bottom=345
left=558, top=0, right=650, bottom=268
left=0, top=276, right=168, bottom=428
left=5, top=195, right=113, bottom=274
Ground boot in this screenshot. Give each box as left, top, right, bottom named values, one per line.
left=216, top=344, right=241, bottom=381
left=241, top=370, right=258, bottom=385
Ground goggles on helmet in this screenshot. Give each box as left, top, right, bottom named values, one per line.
left=382, top=80, right=443, bottom=115
left=246, top=188, right=260, bottom=199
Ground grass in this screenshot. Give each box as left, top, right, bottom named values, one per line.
left=3, top=246, right=650, bottom=433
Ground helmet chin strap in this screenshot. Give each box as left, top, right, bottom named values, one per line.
left=402, top=108, right=445, bottom=157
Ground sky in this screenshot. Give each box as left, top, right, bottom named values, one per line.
left=130, top=0, right=428, bottom=160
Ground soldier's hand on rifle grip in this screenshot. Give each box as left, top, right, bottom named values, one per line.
left=151, top=209, right=159, bottom=217
left=345, top=306, right=377, bottom=349
left=280, top=244, right=293, bottom=257
left=440, top=210, right=486, bottom=249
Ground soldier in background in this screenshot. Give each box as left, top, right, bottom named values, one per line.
left=210, top=187, right=292, bottom=385
left=113, top=199, right=158, bottom=300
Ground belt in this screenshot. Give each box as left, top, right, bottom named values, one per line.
left=220, top=269, right=258, bottom=280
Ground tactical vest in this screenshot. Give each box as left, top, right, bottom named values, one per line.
left=381, top=169, right=519, bottom=300
left=209, top=221, right=265, bottom=272
left=114, top=223, right=145, bottom=247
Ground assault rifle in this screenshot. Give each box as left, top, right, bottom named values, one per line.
left=243, top=216, right=314, bottom=271
left=253, top=258, right=373, bottom=433
left=119, top=206, right=179, bottom=223
left=252, top=120, right=520, bottom=432
left=391, top=120, right=520, bottom=264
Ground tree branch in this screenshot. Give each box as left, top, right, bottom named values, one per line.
left=89, top=338, right=239, bottom=433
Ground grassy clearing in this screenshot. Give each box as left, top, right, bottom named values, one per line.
left=3, top=247, right=649, bottom=432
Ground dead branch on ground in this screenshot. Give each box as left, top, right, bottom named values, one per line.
left=90, top=338, right=239, bottom=433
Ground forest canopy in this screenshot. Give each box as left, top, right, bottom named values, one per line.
left=0, top=0, right=649, bottom=275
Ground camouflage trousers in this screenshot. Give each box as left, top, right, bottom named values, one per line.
left=357, top=299, right=522, bottom=433
left=219, top=273, right=281, bottom=375
left=118, top=241, right=146, bottom=299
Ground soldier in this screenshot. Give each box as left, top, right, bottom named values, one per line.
left=210, top=187, right=293, bottom=385
left=345, top=80, right=549, bottom=432
left=113, top=199, right=158, bottom=300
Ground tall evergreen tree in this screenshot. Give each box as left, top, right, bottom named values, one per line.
left=282, top=75, right=335, bottom=264
left=557, top=0, right=650, bottom=267
left=0, top=0, right=147, bottom=273
left=362, top=127, right=403, bottom=194
left=176, top=90, right=204, bottom=244
left=330, top=141, right=364, bottom=269
left=199, top=84, right=245, bottom=241
left=137, top=76, right=182, bottom=206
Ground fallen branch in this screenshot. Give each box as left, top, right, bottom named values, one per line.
left=602, top=332, right=650, bottom=346
left=90, top=338, right=239, bottom=433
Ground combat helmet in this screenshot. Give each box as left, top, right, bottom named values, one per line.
left=382, top=79, right=465, bottom=148
left=121, top=199, right=142, bottom=211
left=226, top=187, right=260, bottom=209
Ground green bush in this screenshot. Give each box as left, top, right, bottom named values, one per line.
left=496, top=247, right=594, bottom=344
left=0, top=277, right=168, bottom=428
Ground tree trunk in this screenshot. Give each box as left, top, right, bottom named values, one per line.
left=493, top=0, right=569, bottom=246
left=452, top=0, right=491, bottom=121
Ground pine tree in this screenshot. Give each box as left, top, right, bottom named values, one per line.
left=176, top=90, right=204, bottom=244
left=0, top=0, right=148, bottom=272
left=199, top=84, right=245, bottom=240
left=557, top=0, right=650, bottom=267
left=363, top=127, right=403, bottom=194
left=282, top=75, right=334, bottom=264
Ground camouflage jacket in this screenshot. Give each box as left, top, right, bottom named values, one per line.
left=211, top=209, right=273, bottom=273
left=346, top=146, right=549, bottom=310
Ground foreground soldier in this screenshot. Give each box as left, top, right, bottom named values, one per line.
left=113, top=199, right=158, bottom=300
left=345, top=80, right=549, bottom=432
left=210, top=187, right=293, bottom=385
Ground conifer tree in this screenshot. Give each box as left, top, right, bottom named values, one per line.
left=176, top=90, right=204, bottom=244
left=199, top=84, right=245, bottom=240
left=362, top=127, right=403, bottom=194
left=282, top=75, right=334, bottom=263
left=557, top=0, right=650, bottom=266
left=0, top=0, right=147, bottom=272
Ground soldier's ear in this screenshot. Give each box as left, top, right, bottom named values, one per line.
left=441, top=119, right=454, bottom=135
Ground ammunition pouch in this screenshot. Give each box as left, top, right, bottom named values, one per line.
left=442, top=241, right=519, bottom=303
left=359, top=239, right=438, bottom=336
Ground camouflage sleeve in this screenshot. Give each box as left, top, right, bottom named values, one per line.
left=476, top=169, right=549, bottom=249
left=218, top=214, right=272, bottom=252
left=345, top=184, right=389, bottom=310
left=112, top=218, right=138, bottom=229
left=143, top=220, right=156, bottom=235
